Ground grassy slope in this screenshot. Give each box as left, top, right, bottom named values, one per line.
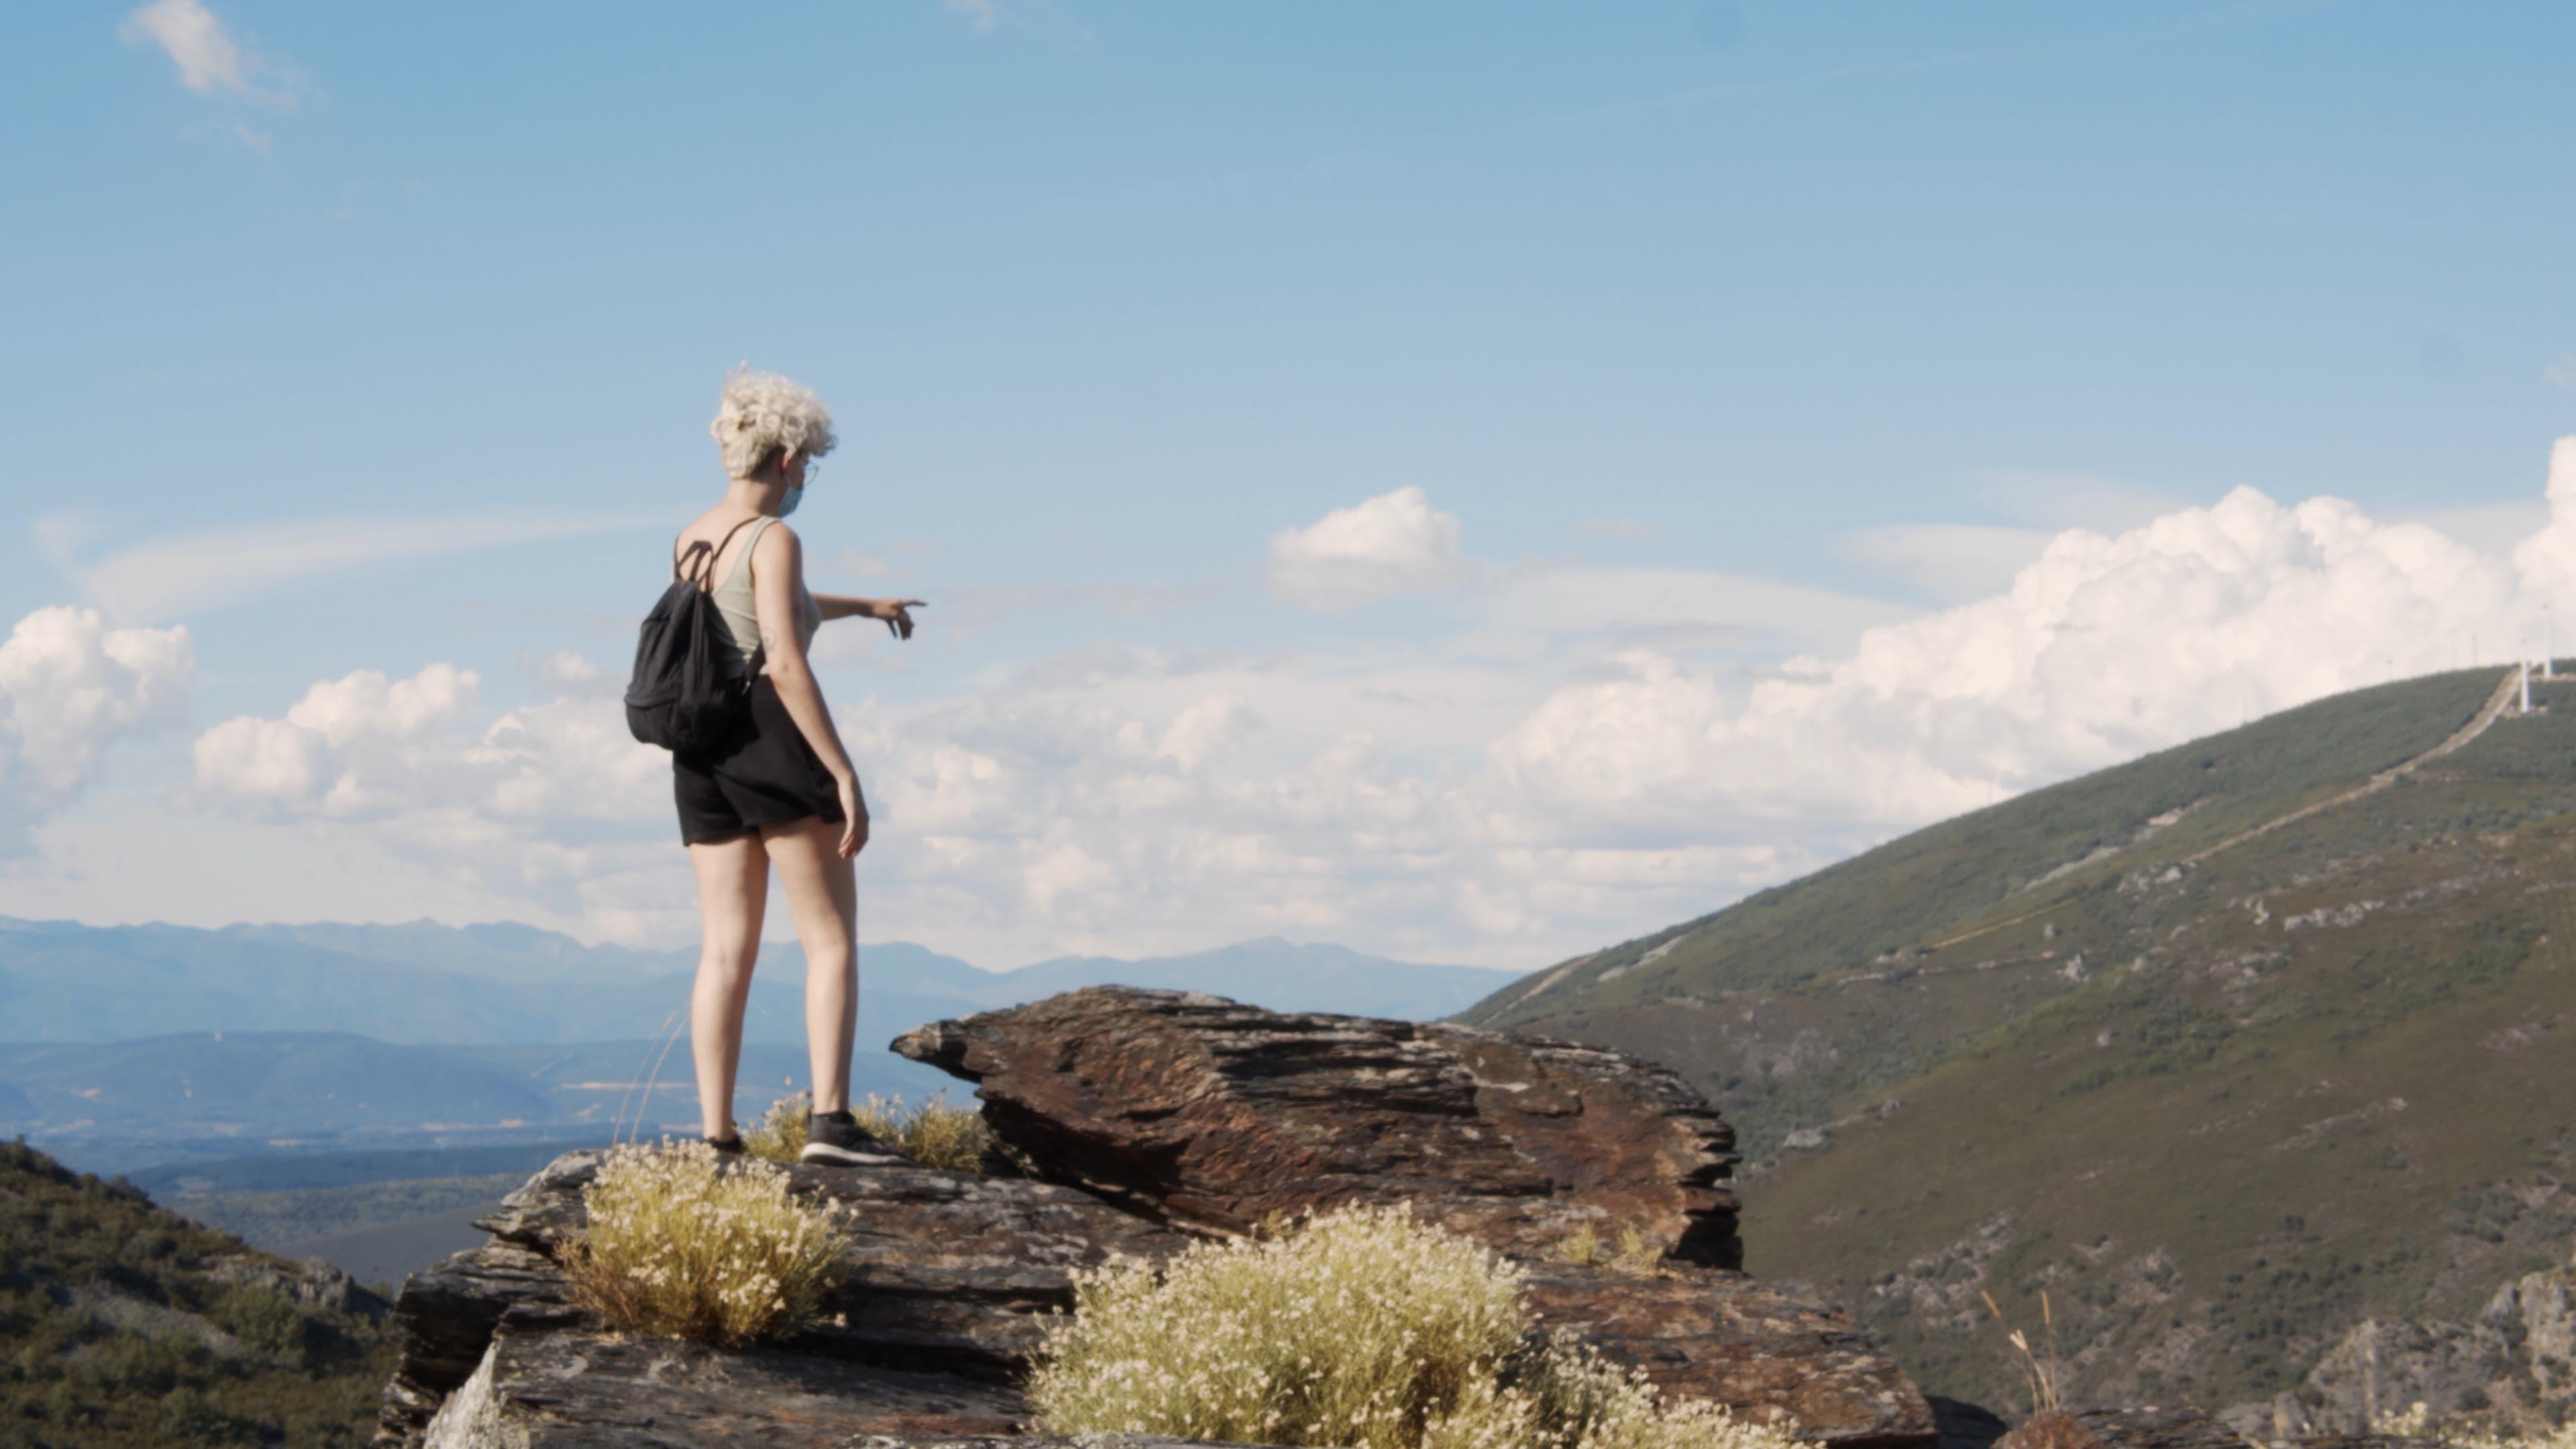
left=1462, top=667, right=2506, bottom=1026
left=0, top=1140, right=394, bottom=1447
left=1458, top=667, right=2576, bottom=1414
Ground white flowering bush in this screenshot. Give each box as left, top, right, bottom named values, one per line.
left=559, top=1141, right=852, bottom=1346
left=1028, top=1203, right=1813, bottom=1449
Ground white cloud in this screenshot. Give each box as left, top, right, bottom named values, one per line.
left=189, top=661, right=670, bottom=833
left=119, top=0, right=294, bottom=105
left=1486, top=480, right=2536, bottom=858
left=1267, top=486, right=1466, bottom=610
left=0, top=608, right=194, bottom=855
left=527, top=648, right=615, bottom=696
left=64, top=509, right=659, bottom=623
left=43, top=436, right=2576, bottom=972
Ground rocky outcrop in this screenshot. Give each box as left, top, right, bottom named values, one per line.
left=380, top=1148, right=1193, bottom=1446
left=891, top=986, right=1744, bottom=1267
left=895, top=988, right=1931, bottom=1446
left=380, top=987, right=1939, bottom=1448
left=2225, top=1251, right=2576, bottom=1440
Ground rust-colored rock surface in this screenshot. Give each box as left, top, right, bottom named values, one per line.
left=894, top=987, right=1940, bottom=1446
left=892, top=985, right=1745, bottom=1267
left=1520, top=1267, right=1937, bottom=1446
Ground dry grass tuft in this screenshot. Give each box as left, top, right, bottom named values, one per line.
left=1555, top=1220, right=1671, bottom=1277
left=559, top=1141, right=851, bottom=1346
left=865, top=1091, right=996, bottom=1171
left=742, top=1089, right=996, bottom=1171
left=1978, top=1289, right=2064, bottom=1415
left=741, top=1091, right=812, bottom=1162
left=1030, top=1203, right=1811, bottom=1449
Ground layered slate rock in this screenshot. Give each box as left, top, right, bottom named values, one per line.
left=379, top=1152, right=1192, bottom=1448
left=424, top=1305, right=1032, bottom=1448
left=472, top=1149, right=1190, bottom=1381
left=894, top=987, right=1937, bottom=1447
left=892, top=986, right=1745, bottom=1268
left=386, top=987, right=1942, bottom=1448
left=1521, top=1268, right=1933, bottom=1445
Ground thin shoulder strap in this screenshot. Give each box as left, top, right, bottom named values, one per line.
left=737, top=515, right=778, bottom=589
left=674, top=516, right=761, bottom=590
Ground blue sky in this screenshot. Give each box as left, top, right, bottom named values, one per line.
left=5, top=1, right=2576, bottom=970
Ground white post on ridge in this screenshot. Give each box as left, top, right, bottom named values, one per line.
left=2522, top=659, right=2533, bottom=715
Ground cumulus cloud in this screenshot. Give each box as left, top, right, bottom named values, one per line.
left=1267, top=486, right=1466, bottom=610
left=190, top=660, right=674, bottom=822
left=0, top=607, right=193, bottom=855
left=75, top=436, right=2576, bottom=971
left=186, top=663, right=667, bottom=927
left=1488, top=480, right=2534, bottom=856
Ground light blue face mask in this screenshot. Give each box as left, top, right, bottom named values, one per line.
left=777, top=482, right=804, bottom=519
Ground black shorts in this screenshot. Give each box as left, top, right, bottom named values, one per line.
left=673, top=676, right=846, bottom=845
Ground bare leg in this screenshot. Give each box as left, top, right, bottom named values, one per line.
left=761, top=816, right=859, bottom=1115
left=686, top=833, right=769, bottom=1139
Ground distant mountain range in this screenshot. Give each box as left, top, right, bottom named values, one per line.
left=0, top=920, right=1510, bottom=1173
left=1455, top=665, right=2576, bottom=1418
left=0, top=918, right=1509, bottom=1044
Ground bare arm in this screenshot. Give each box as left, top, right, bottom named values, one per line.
left=814, top=593, right=926, bottom=638
left=751, top=525, right=869, bottom=855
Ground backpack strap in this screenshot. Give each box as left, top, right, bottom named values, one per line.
left=674, top=517, right=761, bottom=591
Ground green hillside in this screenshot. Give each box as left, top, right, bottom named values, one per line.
left=0, top=1139, right=394, bottom=1447
left=1459, top=665, right=2576, bottom=1415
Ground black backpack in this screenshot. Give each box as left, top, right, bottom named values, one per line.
left=625, top=518, right=765, bottom=753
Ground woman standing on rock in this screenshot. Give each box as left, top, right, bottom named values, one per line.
left=667, top=367, right=924, bottom=1167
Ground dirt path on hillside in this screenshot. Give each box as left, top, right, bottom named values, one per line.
left=2176, top=665, right=2523, bottom=867
left=1917, top=667, right=2524, bottom=957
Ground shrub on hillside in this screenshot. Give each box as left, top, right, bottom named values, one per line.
left=742, top=1089, right=996, bottom=1171
left=1027, top=1203, right=1810, bottom=1449
left=560, top=1142, right=851, bottom=1346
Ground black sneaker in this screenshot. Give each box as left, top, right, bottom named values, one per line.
left=704, top=1134, right=745, bottom=1156
left=802, top=1110, right=913, bottom=1167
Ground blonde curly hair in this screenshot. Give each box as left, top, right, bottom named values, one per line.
left=710, top=367, right=838, bottom=480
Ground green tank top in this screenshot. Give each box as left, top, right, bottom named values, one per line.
left=710, top=516, right=820, bottom=674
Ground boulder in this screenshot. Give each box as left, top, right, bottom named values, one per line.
left=894, top=987, right=1937, bottom=1446
left=892, top=986, right=1743, bottom=1267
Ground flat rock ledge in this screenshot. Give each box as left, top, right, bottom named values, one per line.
left=379, top=987, right=1940, bottom=1449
